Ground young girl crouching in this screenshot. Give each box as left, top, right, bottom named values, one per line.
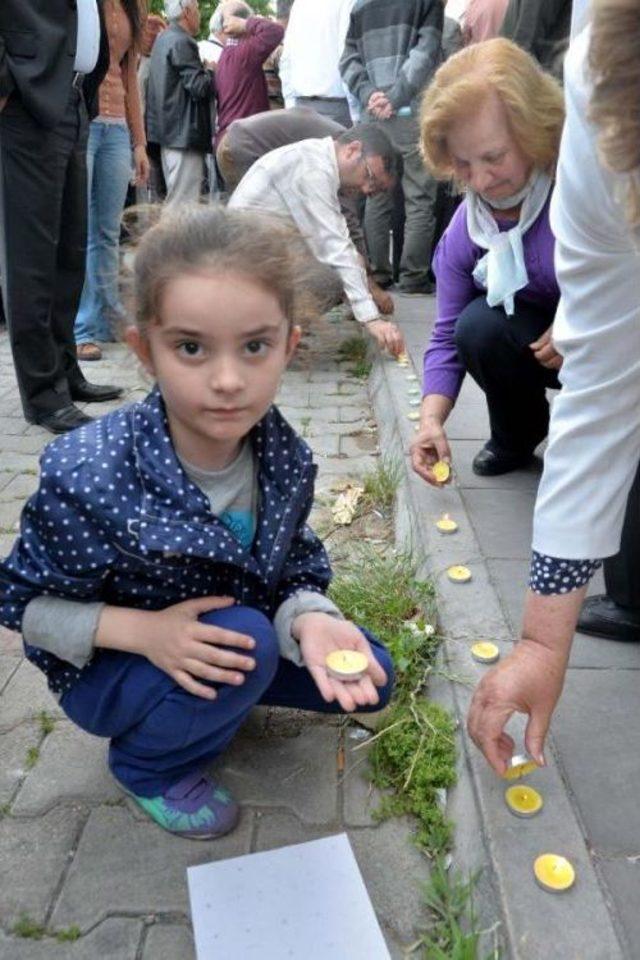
left=0, top=207, right=394, bottom=839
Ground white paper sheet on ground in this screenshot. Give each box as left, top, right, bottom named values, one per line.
left=187, top=833, right=391, bottom=960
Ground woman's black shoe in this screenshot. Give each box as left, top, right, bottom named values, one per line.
left=577, top=596, right=640, bottom=642
left=472, top=444, right=534, bottom=476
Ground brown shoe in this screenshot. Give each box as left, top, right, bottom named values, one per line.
left=77, top=342, right=102, bottom=361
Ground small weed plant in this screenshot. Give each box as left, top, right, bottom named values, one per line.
left=25, top=746, right=40, bottom=770
left=37, top=710, right=55, bottom=736
left=13, top=915, right=46, bottom=939
left=55, top=925, right=82, bottom=943
left=362, top=457, right=403, bottom=511
left=337, top=335, right=372, bottom=379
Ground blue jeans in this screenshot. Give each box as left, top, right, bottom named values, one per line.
left=61, top=606, right=395, bottom=796
left=74, top=121, right=132, bottom=344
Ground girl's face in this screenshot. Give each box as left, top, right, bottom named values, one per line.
left=447, top=91, right=532, bottom=205
left=128, top=270, right=301, bottom=470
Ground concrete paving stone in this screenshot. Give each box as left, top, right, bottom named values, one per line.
left=0, top=720, right=40, bottom=806
left=302, top=433, right=340, bottom=458
left=461, top=487, right=536, bottom=559
left=0, top=472, right=39, bottom=501
left=294, top=420, right=363, bottom=438
left=51, top=805, right=252, bottom=928
left=339, top=432, right=379, bottom=458
left=552, top=669, right=640, bottom=854
left=278, top=405, right=340, bottom=425
left=0, top=805, right=85, bottom=928
left=0, top=919, right=143, bottom=960
left=217, top=726, right=339, bottom=824
left=342, top=733, right=383, bottom=828
left=0, top=451, right=40, bottom=475
left=2, top=434, right=50, bottom=456
left=142, top=922, right=195, bottom=960
left=451, top=439, right=544, bottom=491
left=0, top=533, right=17, bottom=558
left=444, top=400, right=491, bottom=440
left=349, top=818, right=430, bottom=946
left=314, top=454, right=378, bottom=479
left=251, top=808, right=334, bottom=851
left=337, top=404, right=371, bottom=423
left=13, top=722, right=120, bottom=815
left=0, top=416, right=30, bottom=437
left=0, top=659, right=64, bottom=732
left=596, top=858, right=640, bottom=957
left=0, top=497, right=23, bottom=532
left=0, top=654, right=21, bottom=694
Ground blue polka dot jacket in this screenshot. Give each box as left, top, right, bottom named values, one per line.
left=0, top=387, right=332, bottom=696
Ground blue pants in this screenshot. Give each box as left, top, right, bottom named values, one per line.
left=74, top=120, right=132, bottom=344
left=61, top=606, right=395, bottom=796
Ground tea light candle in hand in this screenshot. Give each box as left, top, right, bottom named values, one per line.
left=325, top=650, right=368, bottom=682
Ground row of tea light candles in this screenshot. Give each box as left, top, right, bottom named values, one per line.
left=405, top=351, right=576, bottom=894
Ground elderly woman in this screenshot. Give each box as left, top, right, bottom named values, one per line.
left=468, top=0, right=640, bottom=772
left=411, top=39, right=564, bottom=482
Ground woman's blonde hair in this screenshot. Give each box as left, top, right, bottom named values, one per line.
left=420, top=38, right=565, bottom=181
left=589, top=0, right=640, bottom=226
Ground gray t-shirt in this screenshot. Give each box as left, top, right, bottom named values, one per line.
left=22, top=443, right=341, bottom=674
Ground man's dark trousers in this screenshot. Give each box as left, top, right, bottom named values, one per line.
left=0, top=85, right=90, bottom=420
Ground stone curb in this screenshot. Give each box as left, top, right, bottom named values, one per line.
left=368, top=349, right=625, bottom=960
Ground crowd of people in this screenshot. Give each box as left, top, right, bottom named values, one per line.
left=0, top=0, right=638, bottom=843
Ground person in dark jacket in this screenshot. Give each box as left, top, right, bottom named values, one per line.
left=500, top=0, right=572, bottom=75
left=146, top=0, right=215, bottom=204
left=0, top=205, right=394, bottom=840
left=0, top=0, right=123, bottom=435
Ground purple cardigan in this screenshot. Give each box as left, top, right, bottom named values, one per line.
left=423, top=194, right=560, bottom=400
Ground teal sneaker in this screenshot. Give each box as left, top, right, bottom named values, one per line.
left=123, top=771, right=239, bottom=840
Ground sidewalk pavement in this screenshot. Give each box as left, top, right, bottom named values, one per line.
left=0, top=313, right=432, bottom=960
left=373, top=292, right=640, bottom=959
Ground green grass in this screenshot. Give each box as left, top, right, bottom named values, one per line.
left=25, top=746, right=40, bottom=770
left=417, top=859, right=498, bottom=959
left=37, top=710, right=55, bottom=736
left=55, top=925, right=82, bottom=943
left=329, top=547, right=436, bottom=651
left=337, top=334, right=368, bottom=364
left=12, top=915, right=46, bottom=940
left=362, top=457, right=403, bottom=511
left=330, top=546, right=455, bottom=854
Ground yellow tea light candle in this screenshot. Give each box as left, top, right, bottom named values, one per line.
left=471, top=641, right=500, bottom=664
left=325, top=650, right=368, bottom=682
left=504, top=754, right=538, bottom=781
left=396, top=352, right=410, bottom=366
left=407, top=411, right=420, bottom=421
left=534, top=854, right=576, bottom=893
left=432, top=461, right=451, bottom=484
left=436, top=513, right=458, bottom=535
left=447, top=565, right=472, bottom=583
left=405, top=374, right=418, bottom=382
left=505, top=785, right=543, bottom=818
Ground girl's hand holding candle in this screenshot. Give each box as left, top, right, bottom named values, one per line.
left=293, top=612, right=388, bottom=714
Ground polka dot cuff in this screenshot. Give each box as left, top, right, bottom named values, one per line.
left=529, top=551, right=602, bottom=595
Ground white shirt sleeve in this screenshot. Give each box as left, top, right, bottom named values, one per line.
left=74, top=0, right=101, bottom=74
left=532, top=28, right=640, bottom=559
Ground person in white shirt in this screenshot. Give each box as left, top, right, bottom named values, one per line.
left=468, top=0, right=640, bottom=774
left=279, top=0, right=357, bottom=128
left=229, top=125, right=405, bottom=355
left=197, top=8, right=226, bottom=64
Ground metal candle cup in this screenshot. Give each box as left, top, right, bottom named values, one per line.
left=505, top=785, right=543, bottom=818
left=325, top=650, right=368, bottom=682
left=534, top=854, right=576, bottom=892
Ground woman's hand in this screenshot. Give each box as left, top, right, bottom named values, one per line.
left=410, top=414, right=452, bottom=485
left=529, top=326, right=563, bottom=370
left=294, top=613, right=388, bottom=712
left=133, top=145, right=150, bottom=187
left=467, top=639, right=568, bottom=774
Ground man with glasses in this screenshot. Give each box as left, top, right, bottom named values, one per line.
left=229, top=124, right=405, bottom=356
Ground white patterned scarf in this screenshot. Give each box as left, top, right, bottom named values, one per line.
left=466, top=169, right=553, bottom=315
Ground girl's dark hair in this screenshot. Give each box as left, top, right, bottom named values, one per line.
left=121, top=0, right=143, bottom=47
left=133, top=205, right=340, bottom=334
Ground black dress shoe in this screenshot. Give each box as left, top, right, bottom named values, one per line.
left=69, top=380, right=124, bottom=403
left=472, top=444, right=535, bottom=476
left=395, top=279, right=435, bottom=295
left=577, top=595, right=640, bottom=642
left=30, top=404, right=93, bottom=435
